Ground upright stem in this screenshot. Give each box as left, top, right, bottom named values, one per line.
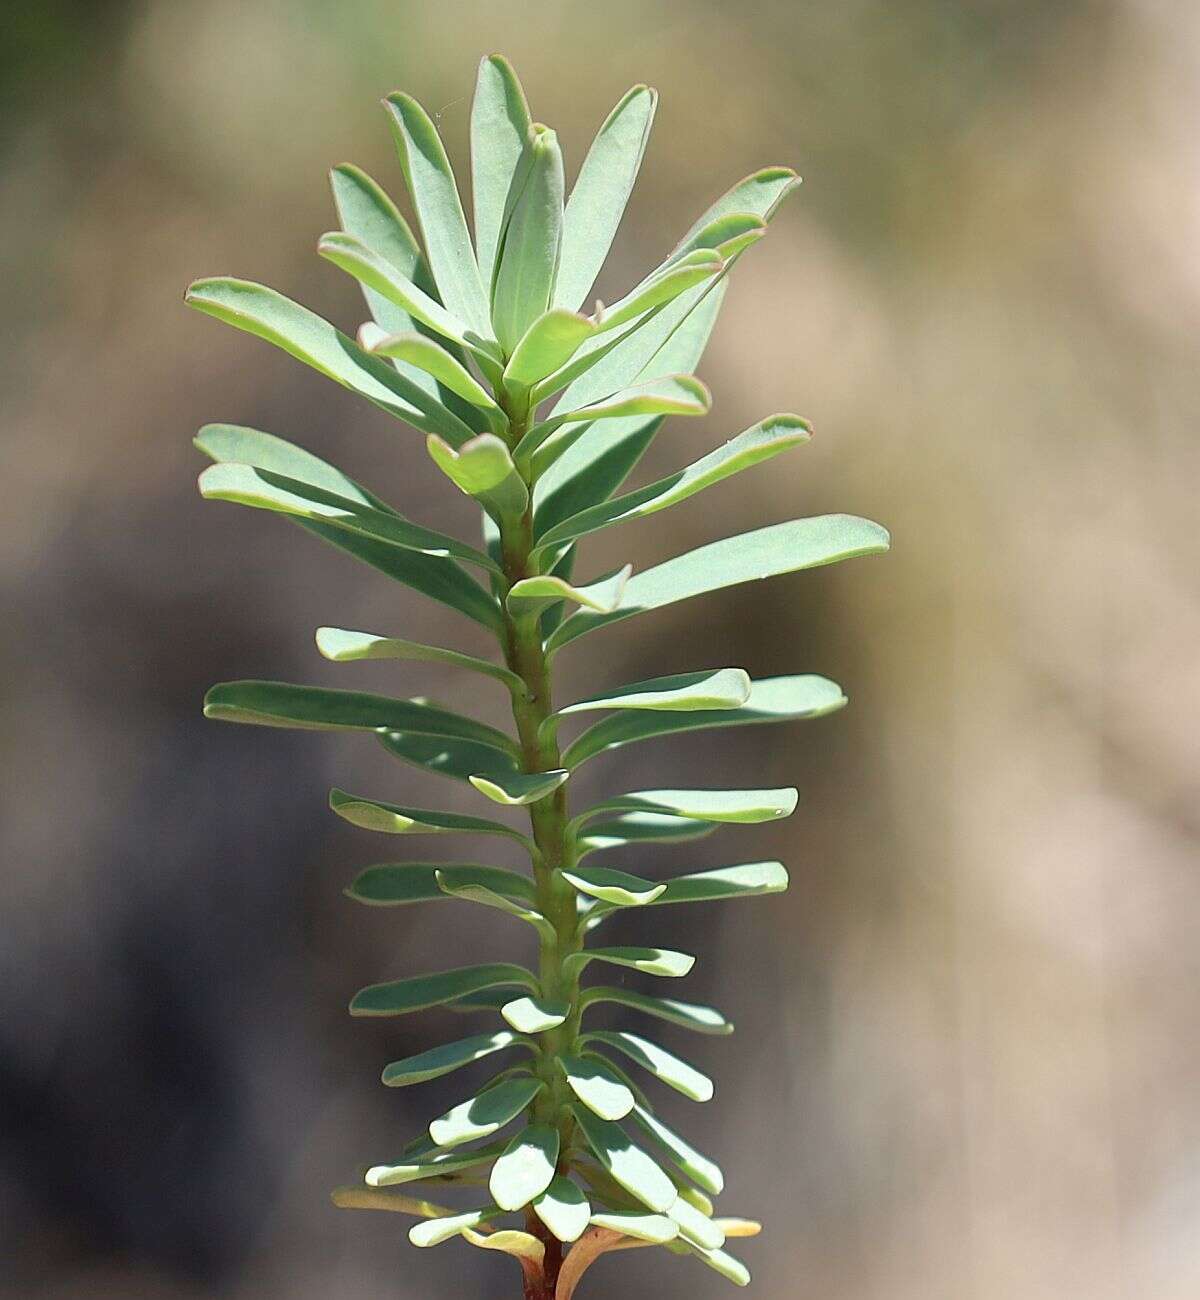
left=496, top=410, right=583, bottom=1298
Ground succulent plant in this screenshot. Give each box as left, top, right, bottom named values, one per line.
left=186, top=54, right=888, bottom=1299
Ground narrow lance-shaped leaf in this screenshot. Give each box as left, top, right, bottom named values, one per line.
left=554, top=84, right=658, bottom=311
left=572, top=787, right=799, bottom=829
left=468, top=768, right=570, bottom=807
left=364, top=330, right=506, bottom=430
left=202, top=681, right=516, bottom=753
left=382, top=1031, right=533, bottom=1088
left=563, top=946, right=695, bottom=980
left=582, top=1031, right=714, bottom=1103
left=687, top=1243, right=752, bottom=1287
left=629, top=1103, right=724, bottom=1196
left=365, top=1140, right=508, bottom=1188
left=329, top=788, right=534, bottom=849
left=471, top=54, right=533, bottom=288
left=561, top=865, right=666, bottom=907
left=644, top=861, right=790, bottom=907
left=434, top=874, right=556, bottom=943
left=184, top=279, right=476, bottom=444
left=429, top=1075, right=545, bottom=1148
left=575, top=812, right=719, bottom=857
left=384, top=93, right=493, bottom=337
left=589, top=1211, right=679, bottom=1244
left=315, top=627, right=526, bottom=695
left=506, top=565, right=630, bottom=619
left=345, top=862, right=536, bottom=907
left=534, top=415, right=812, bottom=551
left=563, top=673, right=846, bottom=769
left=491, top=125, right=564, bottom=355
left=409, top=1208, right=500, bottom=1248
left=350, top=963, right=537, bottom=1017
left=198, top=463, right=501, bottom=574
left=570, top=1106, right=677, bottom=1213
left=668, top=1197, right=726, bottom=1251
left=579, top=987, right=734, bottom=1036
left=590, top=250, right=723, bottom=336
left=549, top=516, right=891, bottom=652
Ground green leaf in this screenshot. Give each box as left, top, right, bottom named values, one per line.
left=434, top=875, right=556, bottom=943
left=426, top=433, right=529, bottom=520
left=489, top=1123, right=559, bottom=1211
left=315, top=627, right=525, bottom=695
left=668, top=1196, right=725, bottom=1251
left=582, top=1031, right=714, bottom=1102
left=471, top=54, right=533, bottom=289
left=409, top=1208, right=498, bottom=1248
left=377, top=729, right=521, bottom=785
left=194, top=423, right=388, bottom=509
left=364, top=331, right=505, bottom=425
left=549, top=516, right=891, bottom=652
left=198, top=463, right=499, bottom=573
left=687, top=1244, right=751, bottom=1287
left=591, top=252, right=723, bottom=336
left=534, top=415, right=811, bottom=550
left=574, top=787, right=798, bottom=828
left=518, top=374, right=711, bottom=467
left=558, top=1053, right=635, bottom=1122
left=561, top=866, right=666, bottom=907
left=384, top=93, right=492, bottom=338
left=202, top=681, right=515, bottom=754
left=503, top=309, right=596, bottom=390
left=674, top=165, right=800, bottom=253
left=579, top=987, right=733, bottom=1036
left=563, top=946, right=695, bottom=980
left=562, top=673, right=846, bottom=769
left=630, top=1103, right=723, bottom=1196
left=382, top=1030, right=532, bottom=1087
left=506, top=565, right=630, bottom=619
left=365, top=1140, right=506, bottom=1188
left=589, top=1210, right=679, bottom=1244
left=490, top=125, right=565, bottom=355
left=329, top=788, right=533, bottom=848
left=645, top=861, right=790, bottom=907
left=468, top=769, right=569, bottom=806
left=345, top=863, right=535, bottom=907
left=533, top=1176, right=592, bottom=1244
left=429, top=1075, right=544, bottom=1149
left=532, top=284, right=725, bottom=534
left=578, top=1052, right=656, bottom=1114
left=462, top=1227, right=546, bottom=1262
left=571, top=1107, right=676, bottom=1213
left=350, top=963, right=536, bottom=1017
left=576, top=812, right=718, bottom=856
left=670, top=210, right=766, bottom=261
left=554, top=84, right=657, bottom=311
left=184, top=278, right=476, bottom=442
left=501, top=996, right=570, bottom=1034
left=550, top=670, right=751, bottom=733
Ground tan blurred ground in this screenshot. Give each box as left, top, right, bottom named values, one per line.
left=2, top=2, right=1198, bottom=1297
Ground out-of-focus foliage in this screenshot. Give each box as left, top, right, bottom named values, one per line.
left=2, top=2, right=1198, bottom=1299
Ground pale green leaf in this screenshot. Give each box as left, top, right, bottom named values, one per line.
left=350, top=963, right=536, bottom=1017
left=462, top=1227, right=546, bottom=1261
left=506, top=565, right=630, bottom=619
left=561, top=866, right=665, bottom=907
left=382, top=1031, right=532, bottom=1087
left=669, top=210, right=766, bottom=261
left=574, top=787, right=798, bottom=828
left=468, top=768, right=569, bottom=806
left=366, top=1140, right=506, bottom=1188
left=202, top=680, right=515, bottom=752
left=491, top=125, right=564, bottom=354
left=533, top=1176, right=592, bottom=1244
left=471, top=54, right=533, bottom=288
left=563, top=946, right=695, bottom=980
left=550, top=671, right=751, bottom=736
left=329, top=788, right=533, bottom=848
left=589, top=1210, right=679, bottom=1244
left=365, top=330, right=504, bottom=424
left=198, top=463, right=499, bottom=572
left=687, top=1244, right=751, bottom=1287
left=377, top=729, right=521, bottom=785
left=558, top=1053, right=635, bottom=1122
left=429, top=1075, right=544, bottom=1149
left=503, top=309, right=595, bottom=390
left=582, top=1031, right=714, bottom=1102
left=427, top=433, right=529, bottom=519
left=534, top=415, right=811, bottom=550
left=554, top=84, right=657, bottom=311
left=579, top=987, right=733, bottom=1036
left=315, top=626, right=525, bottom=695
left=345, top=862, right=535, bottom=907
left=434, top=874, right=556, bottom=942
left=630, top=1103, right=724, bottom=1195
left=576, top=812, right=719, bottom=856
left=571, top=1107, right=676, bottom=1213
left=184, top=278, right=477, bottom=442
left=668, top=1196, right=725, bottom=1251
left=409, top=1208, right=497, bottom=1247
left=563, top=674, right=846, bottom=769
left=549, top=516, right=891, bottom=651
left=645, top=861, right=790, bottom=907
left=715, top=1218, right=763, bottom=1239
left=384, top=93, right=492, bottom=337
left=674, top=166, right=800, bottom=253
left=489, top=1123, right=559, bottom=1211
left=591, top=251, right=723, bottom=336
left=501, top=996, right=570, bottom=1034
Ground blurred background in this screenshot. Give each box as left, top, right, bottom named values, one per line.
left=3, top=1, right=1198, bottom=1297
